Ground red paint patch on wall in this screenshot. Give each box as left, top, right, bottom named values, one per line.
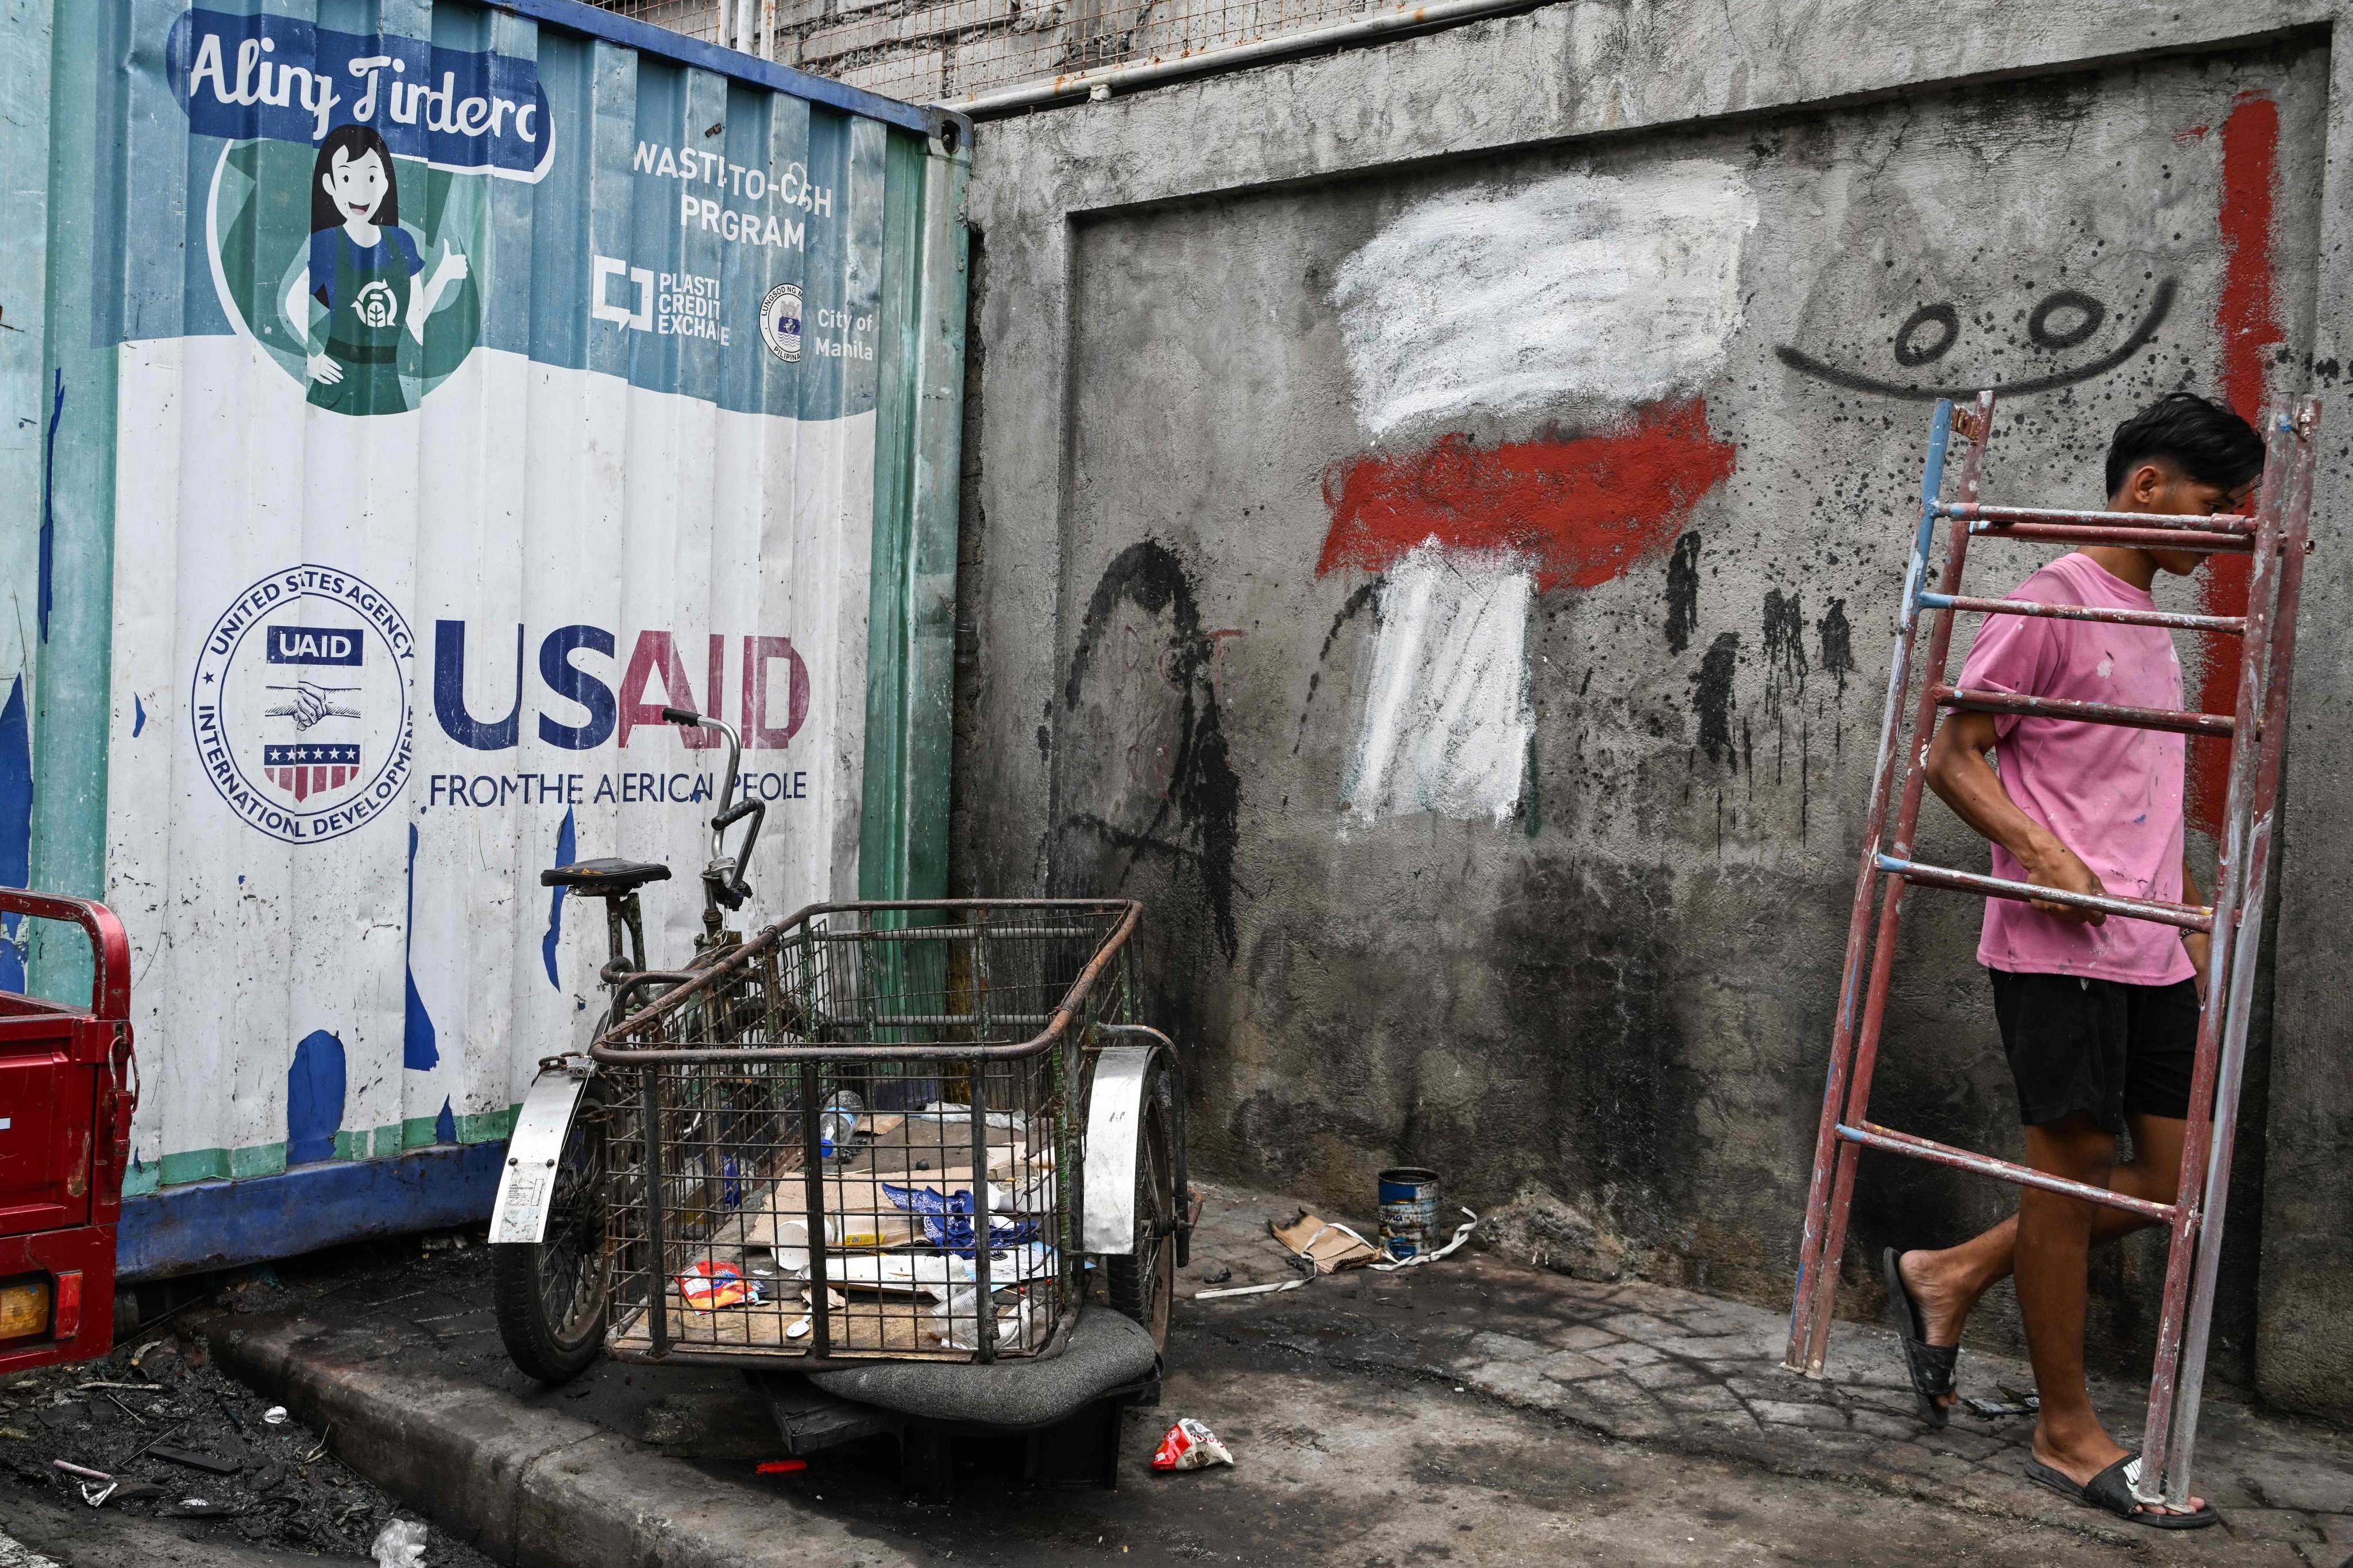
left=2192, top=92, right=2283, bottom=836
left=1317, top=400, right=1737, bottom=591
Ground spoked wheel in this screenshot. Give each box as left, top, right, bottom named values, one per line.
left=1106, top=1057, right=1176, bottom=1350
left=492, top=1078, right=611, bottom=1383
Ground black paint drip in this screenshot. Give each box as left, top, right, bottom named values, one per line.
left=1762, top=588, right=1806, bottom=790
left=1761, top=588, right=1807, bottom=698
left=1690, top=632, right=1739, bottom=767
left=1059, top=541, right=1243, bottom=961
left=1817, top=599, right=1855, bottom=697
left=1293, top=578, right=1382, bottom=754
left=1664, top=532, right=1702, bottom=654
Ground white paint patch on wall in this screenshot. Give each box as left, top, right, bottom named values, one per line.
left=1343, top=544, right=1533, bottom=825
left=1333, top=161, right=1757, bottom=437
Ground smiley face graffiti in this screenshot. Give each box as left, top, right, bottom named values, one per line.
left=1776, top=277, right=2177, bottom=400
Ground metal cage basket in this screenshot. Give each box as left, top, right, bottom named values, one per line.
left=589, top=899, right=1143, bottom=1366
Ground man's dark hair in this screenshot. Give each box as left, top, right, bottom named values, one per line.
left=2105, top=392, right=2265, bottom=499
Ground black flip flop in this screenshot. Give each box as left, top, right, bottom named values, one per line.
left=2025, top=1453, right=2219, bottom=1530
left=1881, top=1246, right=1955, bottom=1430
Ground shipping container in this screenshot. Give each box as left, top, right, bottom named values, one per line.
left=1, top=0, right=970, bottom=1279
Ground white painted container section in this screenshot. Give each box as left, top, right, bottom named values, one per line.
left=91, top=2, right=947, bottom=1206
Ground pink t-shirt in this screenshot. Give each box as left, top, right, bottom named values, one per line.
left=1954, top=553, right=2195, bottom=985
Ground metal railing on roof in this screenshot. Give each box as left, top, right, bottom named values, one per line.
left=583, top=0, right=1533, bottom=113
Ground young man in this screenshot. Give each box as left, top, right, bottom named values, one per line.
left=1887, top=392, right=2265, bottom=1531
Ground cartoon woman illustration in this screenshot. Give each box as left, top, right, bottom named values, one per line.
left=280, top=125, right=469, bottom=416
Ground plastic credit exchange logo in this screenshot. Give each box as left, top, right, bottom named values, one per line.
left=192, top=566, right=418, bottom=845
left=167, top=9, right=553, bottom=180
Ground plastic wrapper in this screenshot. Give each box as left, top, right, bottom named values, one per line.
left=1151, top=1417, right=1235, bottom=1472
left=371, top=1518, right=430, bottom=1568
left=881, top=1182, right=1042, bottom=1253
left=677, top=1260, right=761, bottom=1310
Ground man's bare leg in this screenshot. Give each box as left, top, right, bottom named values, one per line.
left=1896, top=1112, right=2188, bottom=1375
left=1903, top=1111, right=2204, bottom=1516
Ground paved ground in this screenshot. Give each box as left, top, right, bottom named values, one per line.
left=1172, top=1183, right=2353, bottom=1558
left=6, top=1183, right=2349, bottom=1567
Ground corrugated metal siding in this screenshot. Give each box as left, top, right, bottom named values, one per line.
left=0, top=2, right=53, bottom=1004
left=17, top=1, right=965, bottom=1257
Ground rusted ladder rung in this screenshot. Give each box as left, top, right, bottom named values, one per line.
left=1938, top=501, right=2255, bottom=535
left=1962, top=521, right=2255, bottom=553
left=1915, top=591, right=2247, bottom=636
left=1875, top=855, right=2215, bottom=933
left=1935, top=685, right=2236, bottom=739
left=1839, top=1122, right=2180, bottom=1221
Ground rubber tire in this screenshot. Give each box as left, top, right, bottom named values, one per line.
left=491, top=1083, right=609, bottom=1384
left=1105, top=1060, right=1175, bottom=1350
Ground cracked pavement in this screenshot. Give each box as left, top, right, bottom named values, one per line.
left=8, top=1184, right=2350, bottom=1566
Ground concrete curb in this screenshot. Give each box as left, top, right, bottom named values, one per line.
left=193, top=1312, right=918, bottom=1568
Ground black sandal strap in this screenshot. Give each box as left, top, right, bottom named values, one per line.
left=2081, top=1455, right=2142, bottom=1517
left=1902, top=1336, right=1958, bottom=1399
left=2089, top=1457, right=2219, bottom=1527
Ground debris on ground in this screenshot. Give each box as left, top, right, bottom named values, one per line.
left=1270, top=1211, right=1382, bottom=1274
left=1150, top=1418, right=1234, bottom=1473
left=372, top=1516, right=431, bottom=1566
left=212, top=1266, right=291, bottom=1316
left=1197, top=1206, right=1482, bottom=1299
left=1191, top=1277, right=1307, bottom=1300
left=1369, top=1206, right=1479, bottom=1271
left=0, top=1300, right=494, bottom=1563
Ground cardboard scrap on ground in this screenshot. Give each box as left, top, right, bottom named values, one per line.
left=1271, top=1210, right=1381, bottom=1273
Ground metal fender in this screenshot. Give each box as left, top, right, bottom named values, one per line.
left=488, top=1063, right=591, bottom=1246
left=1082, top=1045, right=1155, bottom=1254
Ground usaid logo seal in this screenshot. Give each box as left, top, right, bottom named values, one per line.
left=760, top=283, right=803, bottom=363
left=191, top=565, right=416, bottom=844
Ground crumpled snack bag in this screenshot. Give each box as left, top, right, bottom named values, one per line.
left=678, top=1260, right=757, bottom=1309
left=1151, top=1417, right=1235, bottom=1472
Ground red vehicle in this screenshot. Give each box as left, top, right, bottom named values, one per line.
left=0, top=891, right=136, bottom=1372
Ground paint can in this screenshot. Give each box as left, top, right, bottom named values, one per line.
left=1376, top=1167, right=1441, bottom=1260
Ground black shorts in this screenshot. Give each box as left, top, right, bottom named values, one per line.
left=1989, top=968, right=2198, bottom=1133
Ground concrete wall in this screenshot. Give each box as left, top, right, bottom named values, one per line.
left=954, top=0, right=2353, bottom=1414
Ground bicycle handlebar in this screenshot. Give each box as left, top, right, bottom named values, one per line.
left=663, top=709, right=758, bottom=916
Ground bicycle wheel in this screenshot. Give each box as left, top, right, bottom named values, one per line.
left=492, top=1077, right=610, bottom=1383
left=1105, top=1057, right=1175, bottom=1349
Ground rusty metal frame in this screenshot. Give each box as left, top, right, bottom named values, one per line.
left=593, top=897, right=1144, bottom=1370
left=1960, top=522, right=2256, bottom=553
left=1783, top=392, right=2320, bottom=1511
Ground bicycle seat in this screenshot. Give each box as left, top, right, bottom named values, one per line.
left=539, top=858, right=672, bottom=895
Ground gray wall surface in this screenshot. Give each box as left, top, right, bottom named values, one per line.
left=951, top=0, right=2353, bottom=1416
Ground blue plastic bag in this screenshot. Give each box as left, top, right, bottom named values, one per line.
left=881, top=1183, right=1040, bottom=1255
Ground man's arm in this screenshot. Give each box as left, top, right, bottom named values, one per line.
left=1924, top=709, right=2107, bottom=924
left=2182, top=856, right=2212, bottom=997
